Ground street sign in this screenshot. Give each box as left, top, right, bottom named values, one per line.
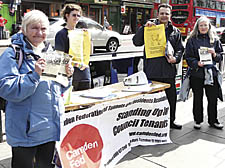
left=121, top=6, right=126, bottom=14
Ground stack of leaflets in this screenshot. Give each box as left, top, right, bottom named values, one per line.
left=122, top=71, right=152, bottom=92
left=80, top=88, right=116, bottom=99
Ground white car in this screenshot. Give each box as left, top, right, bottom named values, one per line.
left=47, top=17, right=121, bottom=52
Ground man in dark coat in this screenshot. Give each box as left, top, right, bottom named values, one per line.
left=132, top=3, right=184, bottom=129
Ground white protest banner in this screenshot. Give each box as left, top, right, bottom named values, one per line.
left=56, top=91, right=171, bottom=168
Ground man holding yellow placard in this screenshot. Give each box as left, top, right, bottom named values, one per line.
left=133, top=3, right=184, bottom=129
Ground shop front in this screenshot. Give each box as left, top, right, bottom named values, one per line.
left=121, top=0, right=154, bottom=34
left=73, top=0, right=120, bottom=32
left=20, top=0, right=63, bottom=19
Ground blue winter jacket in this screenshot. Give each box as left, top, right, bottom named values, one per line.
left=0, top=33, right=72, bottom=147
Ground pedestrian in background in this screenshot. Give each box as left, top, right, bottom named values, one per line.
left=185, top=16, right=223, bottom=129
left=0, top=10, right=73, bottom=168
left=132, top=3, right=184, bottom=129
left=0, top=14, right=7, bottom=39
left=55, top=4, right=92, bottom=91
left=104, top=16, right=112, bottom=30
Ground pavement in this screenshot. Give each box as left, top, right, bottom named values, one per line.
left=0, top=38, right=225, bottom=168
left=0, top=38, right=11, bottom=47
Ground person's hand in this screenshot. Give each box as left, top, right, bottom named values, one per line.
left=145, top=21, right=155, bottom=27
left=65, top=62, right=74, bottom=77
left=198, top=61, right=204, bottom=67
left=35, top=58, right=46, bottom=76
left=166, top=54, right=176, bottom=63
left=208, top=48, right=216, bottom=58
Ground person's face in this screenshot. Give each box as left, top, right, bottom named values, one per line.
left=66, top=10, right=81, bottom=26
left=198, top=21, right=209, bottom=34
left=158, top=7, right=171, bottom=25
left=24, top=22, right=47, bottom=47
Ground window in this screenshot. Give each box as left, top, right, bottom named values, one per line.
left=171, top=11, right=189, bottom=24
left=209, top=1, right=216, bottom=9
left=222, top=2, right=225, bottom=10
left=216, top=2, right=222, bottom=10
left=86, top=20, right=103, bottom=30
left=195, top=0, right=207, bottom=8
left=171, top=0, right=190, bottom=4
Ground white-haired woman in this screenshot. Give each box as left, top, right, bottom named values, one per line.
left=0, top=10, right=73, bottom=168
left=185, top=16, right=223, bottom=130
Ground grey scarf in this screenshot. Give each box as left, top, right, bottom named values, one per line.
left=204, top=68, right=214, bottom=85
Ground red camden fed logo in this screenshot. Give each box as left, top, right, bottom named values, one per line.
left=60, top=124, right=104, bottom=168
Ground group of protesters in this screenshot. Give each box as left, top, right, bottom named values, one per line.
left=0, top=2, right=223, bottom=168
left=133, top=3, right=224, bottom=131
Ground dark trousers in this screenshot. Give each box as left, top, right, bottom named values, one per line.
left=72, top=81, right=91, bottom=91
left=11, top=141, right=55, bottom=168
left=190, top=76, right=219, bottom=125
left=0, top=26, right=3, bottom=40
left=150, top=78, right=177, bottom=123
left=0, top=26, right=4, bottom=40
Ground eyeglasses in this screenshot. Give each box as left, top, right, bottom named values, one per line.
left=72, top=14, right=81, bottom=18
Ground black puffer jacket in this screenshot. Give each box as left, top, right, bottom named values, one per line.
left=132, top=19, right=184, bottom=79
left=185, top=33, right=223, bottom=78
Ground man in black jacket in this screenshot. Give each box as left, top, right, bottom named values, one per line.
left=132, top=3, right=184, bottom=129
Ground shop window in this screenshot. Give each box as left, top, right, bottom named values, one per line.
left=215, top=2, right=221, bottom=10
left=50, top=4, right=61, bottom=17
left=222, top=3, right=225, bottom=10
left=80, top=5, right=88, bottom=17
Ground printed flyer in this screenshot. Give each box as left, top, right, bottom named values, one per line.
left=41, top=51, right=72, bottom=87
left=198, top=47, right=213, bottom=65
left=144, top=24, right=166, bottom=59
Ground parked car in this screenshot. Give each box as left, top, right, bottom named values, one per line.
left=47, top=17, right=121, bottom=52
left=215, top=27, right=225, bottom=43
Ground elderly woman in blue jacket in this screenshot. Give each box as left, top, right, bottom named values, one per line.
left=185, top=16, right=223, bottom=130
left=0, top=10, right=73, bottom=168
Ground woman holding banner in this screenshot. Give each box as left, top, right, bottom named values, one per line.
left=55, top=4, right=92, bottom=91
left=0, top=10, right=73, bottom=168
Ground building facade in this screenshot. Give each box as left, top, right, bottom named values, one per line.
left=120, top=0, right=154, bottom=34
left=2, top=0, right=157, bottom=35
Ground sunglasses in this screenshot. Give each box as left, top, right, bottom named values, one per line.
left=72, top=14, right=81, bottom=18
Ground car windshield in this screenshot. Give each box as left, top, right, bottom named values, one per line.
left=49, top=18, right=59, bottom=25
left=81, top=17, right=103, bottom=30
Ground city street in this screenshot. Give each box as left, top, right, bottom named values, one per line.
left=0, top=36, right=225, bottom=168
left=1, top=0, right=225, bottom=167
left=0, top=34, right=142, bottom=55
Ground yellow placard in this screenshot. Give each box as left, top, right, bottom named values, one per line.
left=68, top=30, right=91, bottom=67
left=144, top=24, right=166, bottom=59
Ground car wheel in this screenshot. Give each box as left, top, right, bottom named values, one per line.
left=106, top=38, right=119, bottom=52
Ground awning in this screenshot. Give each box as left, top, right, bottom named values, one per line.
left=122, top=0, right=153, bottom=8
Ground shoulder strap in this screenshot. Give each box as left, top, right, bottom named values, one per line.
left=10, top=44, right=23, bottom=69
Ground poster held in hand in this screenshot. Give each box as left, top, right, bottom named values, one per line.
left=198, top=47, right=213, bottom=65
left=41, top=51, right=72, bottom=87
